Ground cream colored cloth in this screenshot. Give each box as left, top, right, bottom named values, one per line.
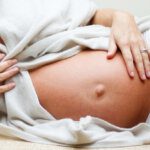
left=0, top=135, right=150, bottom=150
left=0, top=0, right=150, bottom=148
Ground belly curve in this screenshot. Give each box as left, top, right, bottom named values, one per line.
left=28, top=50, right=150, bottom=128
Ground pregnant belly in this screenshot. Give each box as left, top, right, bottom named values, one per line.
left=29, top=50, right=150, bottom=128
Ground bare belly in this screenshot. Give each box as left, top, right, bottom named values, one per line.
left=29, top=50, right=150, bottom=128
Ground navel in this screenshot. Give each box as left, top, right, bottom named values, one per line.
left=95, top=84, right=105, bottom=97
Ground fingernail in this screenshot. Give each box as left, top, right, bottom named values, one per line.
left=13, top=67, right=19, bottom=71
left=107, top=53, right=112, bottom=59
left=107, top=52, right=111, bottom=55
left=107, top=55, right=110, bottom=59
left=130, top=72, right=134, bottom=77
left=10, top=82, right=15, bottom=87
left=141, top=74, right=146, bottom=80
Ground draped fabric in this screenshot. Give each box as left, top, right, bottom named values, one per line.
left=0, top=0, right=150, bottom=148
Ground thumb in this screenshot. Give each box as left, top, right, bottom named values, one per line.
left=107, top=35, right=117, bottom=59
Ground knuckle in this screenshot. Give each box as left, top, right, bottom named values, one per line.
left=126, top=56, right=133, bottom=63
left=130, top=38, right=138, bottom=45
left=119, top=39, right=129, bottom=47
left=122, top=42, right=129, bottom=47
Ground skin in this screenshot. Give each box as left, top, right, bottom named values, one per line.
left=29, top=50, right=150, bottom=128
left=0, top=38, right=20, bottom=94
left=0, top=9, right=149, bottom=93
left=0, top=9, right=150, bottom=128
left=90, top=9, right=150, bottom=80
left=0, top=53, right=19, bottom=94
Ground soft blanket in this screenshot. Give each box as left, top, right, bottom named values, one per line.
left=0, top=0, right=150, bottom=148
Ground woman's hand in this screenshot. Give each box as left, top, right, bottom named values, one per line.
left=90, top=9, right=149, bottom=80
left=107, top=11, right=149, bottom=80
left=0, top=52, right=19, bottom=94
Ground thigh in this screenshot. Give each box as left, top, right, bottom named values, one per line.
left=29, top=50, right=150, bottom=128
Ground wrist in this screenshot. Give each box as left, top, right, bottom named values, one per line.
left=112, top=10, right=134, bottom=24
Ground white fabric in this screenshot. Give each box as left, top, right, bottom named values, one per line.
left=0, top=0, right=150, bottom=148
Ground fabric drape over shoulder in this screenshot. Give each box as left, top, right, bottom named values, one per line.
left=0, top=0, right=150, bottom=148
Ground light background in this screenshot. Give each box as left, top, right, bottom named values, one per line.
left=93, top=0, right=150, bottom=17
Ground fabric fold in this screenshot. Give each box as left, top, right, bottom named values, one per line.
left=0, top=0, right=150, bottom=148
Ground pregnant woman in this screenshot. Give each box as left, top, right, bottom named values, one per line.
left=0, top=8, right=150, bottom=128
left=1, top=0, right=150, bottom=147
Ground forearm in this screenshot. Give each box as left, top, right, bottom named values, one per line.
left=89, top=8, right=133, bottom=27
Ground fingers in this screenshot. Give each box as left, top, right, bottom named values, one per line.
left=120, top=45, right=135, bottom=78
left=141, top=52, right=150, bottom=78
left=0, top=52, right=19, bottom=94
left=0, top=53, right=6, bottom=60
left=0, top=67, right=19, bottom=82
left=136, top=36, right=150, bottom=79
left=0, top=59, right=18, bottom=72
left=107, top=34, right=117, bottom=59
left=138, top=38, right=150, bottom=78
left=116, top=33, right=149, bottom=80
left=0, top=82, right=16, bottom=94
left=131, top=44, right=146, bottom=80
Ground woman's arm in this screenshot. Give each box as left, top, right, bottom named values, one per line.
left=89, top=9, right=150, bottom=81
left=89, top=8, right=115, bottom=27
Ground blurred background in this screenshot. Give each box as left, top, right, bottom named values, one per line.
left=93, top=0, right=150, bottom=17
